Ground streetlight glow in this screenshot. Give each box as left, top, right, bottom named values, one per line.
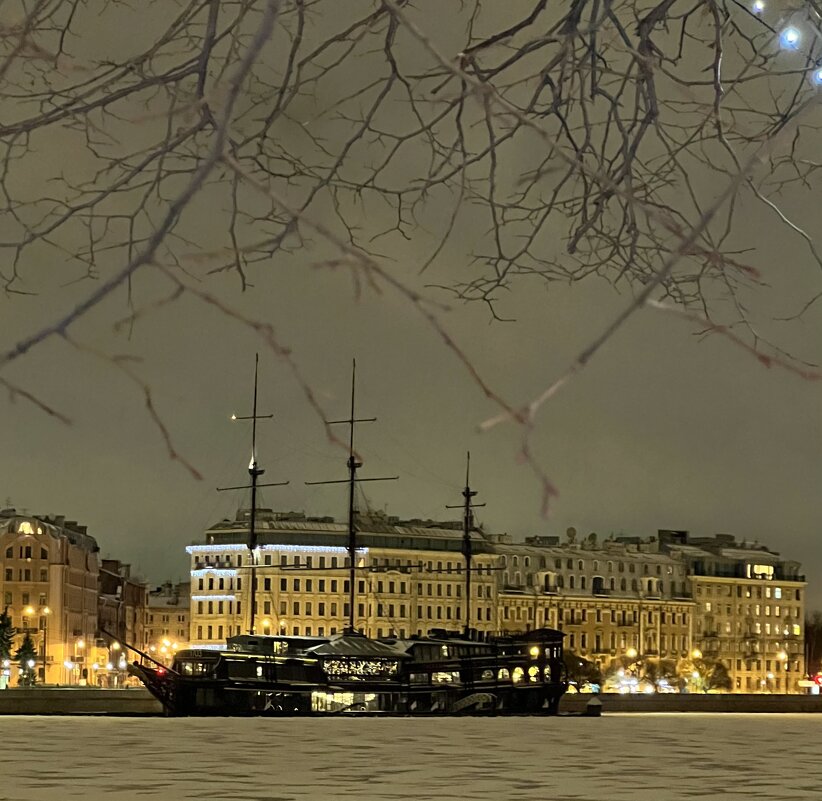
left=812, top=68, right=822, bottom=87
left=626, top=647, right=638, bottom=659
left=752, top=0, right=765, bottom=12
left=691, top=649, right=702, bottom=660
left=23, top=605, right=35, bottom=616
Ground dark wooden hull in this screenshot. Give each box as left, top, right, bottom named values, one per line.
left=129, top=664, right=566, bottom=717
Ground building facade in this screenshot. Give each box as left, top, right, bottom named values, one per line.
left=0, top=510, right=99, bottom=684
left=96, top=559, right=149, bottom=686
left=185, top=512, right=807, bottom=694
left=144, top=581, right=190, bottom=662
left=658, top=531, right=806, bottom=693
left=493, top=533, right=696, bottom=673
left=187, top=509, right=498, bottom=646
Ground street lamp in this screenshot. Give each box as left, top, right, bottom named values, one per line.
left=691, top=648, right=702, bottom=660
left=23, top=605, right=51, bottom=683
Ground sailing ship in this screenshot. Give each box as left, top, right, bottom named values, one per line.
left=128, top=358, right=568, bottom=716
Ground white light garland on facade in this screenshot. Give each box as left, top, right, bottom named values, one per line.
left=191, top=594, right=236, bottom=602
left=186, top=543, right=367, bottom=555
left=190, top=568, right=239, bottom=578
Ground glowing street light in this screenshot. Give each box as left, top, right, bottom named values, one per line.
left=780, top=27, right=801, bottom=50
left=811, top=68, right=822, bottom=87
left=691, top=648, right=702, bottom=660
left=752, top=0, right=765, bottom=13
left=625, top=647, right=638, bottom=660
left=76, top=638, right=85, bottom=650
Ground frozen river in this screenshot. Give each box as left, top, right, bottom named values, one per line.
left=1, top=714, right=820, bottom=800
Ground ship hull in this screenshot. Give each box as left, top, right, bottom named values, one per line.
left=129, top=664, right=566, bottom=717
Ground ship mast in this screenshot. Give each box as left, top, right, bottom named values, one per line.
left=218, top=354, right=288, bottom=635
left=306, top=359, right=397, bottom=634
left=447, top=452, right=485, bottom=638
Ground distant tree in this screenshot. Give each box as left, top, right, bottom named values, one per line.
left=0, top=608, right=14, bottom=664
left=603, top=655, right=681, bottom=693
left=563, top=651, right=601, bottom=688
left=640, top=658, right=682, bottom=692
left=679, top=657, right=732, bottom=693
left=14, top=634, right=37, bottom=687
left=804, top=611, right=822, bottom=676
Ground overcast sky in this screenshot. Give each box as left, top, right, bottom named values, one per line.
left=0, top=2, right=819, bottom=608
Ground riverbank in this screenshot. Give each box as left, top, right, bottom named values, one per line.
left=0, top=687, right=820, bottom=715
left=559, top=691, right=822, bottom=714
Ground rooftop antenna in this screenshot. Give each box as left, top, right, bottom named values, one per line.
left=217, top=353, right=289, bottom=635
left=446, top=452, right=485, bottom=638
left=306, top=359, right=398, bottom=634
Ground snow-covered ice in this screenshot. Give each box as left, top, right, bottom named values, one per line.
left=1, top=714, right=820, bottom=800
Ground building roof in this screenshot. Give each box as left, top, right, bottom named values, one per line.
left=307, top=632, right=408, bottom=659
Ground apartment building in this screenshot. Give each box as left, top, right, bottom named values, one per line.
left=144, top=581, right=190, bottom=660
left=492, top=532, right=695, bottom=669
left=658, top=531, right=806, bottom=693
left=0, top=509, right=99, bottom=684
left=187, top=508, right=498, bottom=646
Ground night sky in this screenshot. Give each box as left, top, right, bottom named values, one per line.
left=0, top=3, right=819, bottom=607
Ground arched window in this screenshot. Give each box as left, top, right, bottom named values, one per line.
left=580, top=576, right=587, bottom=590
left=578, top=560, right=584, bottom=570
left=621, top=578, right=627, bottom=591
left=569, top=575, right=575, bottom=590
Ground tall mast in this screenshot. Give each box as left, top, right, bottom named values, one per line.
left=218, top=354, right=288, bottom=635
left=344, top=362, right=359, bottom=633
left=306, top=359, right=397, bottom=634
left=447, top=452, right=484, bottom=638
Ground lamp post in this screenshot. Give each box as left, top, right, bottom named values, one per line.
left=777, top=649, right=788, bottom=693
left=76, top=638, right=86, bottom=686
left=23, top=605, right=51, bottom=683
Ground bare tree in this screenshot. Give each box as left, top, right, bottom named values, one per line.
left=0, top=1, right=819, bottom=490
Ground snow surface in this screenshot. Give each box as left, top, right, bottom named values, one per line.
left=1, top=714, right=820, bottom=800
